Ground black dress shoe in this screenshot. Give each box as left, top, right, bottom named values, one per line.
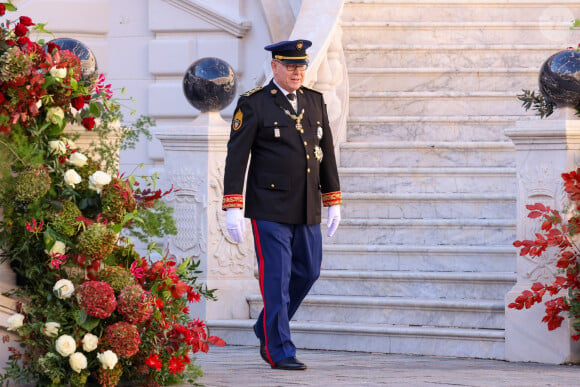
left=271, top=357, right=307, bottom=371
left=259, top=342, right=270, bottom=364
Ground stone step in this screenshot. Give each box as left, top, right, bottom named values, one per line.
left=341, top=21, right=576, bottom=46
left=339, top=141, right=515, bottom=168
left=346, top=116, right=531, bottom=142
left=339, top=166, right=516, bottom=194
left=247, top=295, right=505, bottom=329
left=349, top=67, right=537, bottom=92
left=343, top=0, right=580, bottom=23
left=328, top=218, right=516, bottom=246
left=321, top=244, right=516, bottom=272
left=344, top=44, right=566, bottom=68
left=308, top=270, right=515, bottom=299
left=349, top=91, right=528, bottom=117
left=341, top=192, right=516, bottom=219
left=207, top=319, right=505, bottom=359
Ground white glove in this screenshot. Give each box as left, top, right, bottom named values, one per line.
left=326, top=205, right=341, bottom=237
left=226, top=208, right=245, bottom=243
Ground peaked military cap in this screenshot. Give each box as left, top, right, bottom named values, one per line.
left=264, top=39, right=312, bottom=64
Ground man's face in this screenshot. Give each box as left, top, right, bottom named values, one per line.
left=271, top=60, right=307, bottom=93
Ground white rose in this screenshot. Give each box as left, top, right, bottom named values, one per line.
left=53, top=279, right=74, bottom=299
left=97, top=350, right=118, bottom=369
left=64, top=169, right=82, bottom=188
left=69, top=352, right=87, bottom=373
left=48, top=140, right=67, bottom=155
left=82, top=333, right=98, bottom=352
left=55, top=334, right=76, bottom=357
left=44, top=322, right=60, bottom=337
left=66, top=152, right=87, bottom=168
left=46, top=106, right=65, bottom=125
left=49, top=66, right=67, bottom=79
left=49, top=240, right=66, bottom=256
left=7, top=313, right=24, bottom=331
left=88, top=171, right=112, bottom=194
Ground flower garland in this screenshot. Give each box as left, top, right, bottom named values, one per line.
left=0, top=2, right=224, bottom=386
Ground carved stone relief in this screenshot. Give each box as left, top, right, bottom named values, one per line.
left=166, top=168, right=206, bottom=257
left=519, top=162, right=570, bottom=283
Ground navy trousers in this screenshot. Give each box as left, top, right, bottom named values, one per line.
left=251, top=219, right=322, bottom=364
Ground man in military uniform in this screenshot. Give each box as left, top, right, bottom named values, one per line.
left=222, top=39, right=342, bottom=370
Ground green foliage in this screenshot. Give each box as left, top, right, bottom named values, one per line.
left=516, top=89, right=555, bottom=118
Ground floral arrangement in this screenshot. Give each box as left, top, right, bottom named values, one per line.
left=508, top=169, right=580, bottom=339
left=0, top=2, right=224, bottom=386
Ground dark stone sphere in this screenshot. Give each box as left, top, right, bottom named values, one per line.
left=538, top=49, right=580, bottom=108
left=183, top=57, right=237, bottom=112
left=45, top=38, right=98, bottom=89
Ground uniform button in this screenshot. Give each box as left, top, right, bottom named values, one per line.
left=307, top=168, right=311, bottom=173
left=304, top=141, right=308, bottom=146
left=306, top=154, right=310, bottom=159
left=300, top=129, right=304, bottom=134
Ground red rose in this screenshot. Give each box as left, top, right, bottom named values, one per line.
left=81, top=116, right=95, bottom=130
left=47, top=42, right=60, bottom=53
left=71, top=96, right=85, bottom=110
left=16, top=36, right=30, bottom=46
left=0, top=4, right=5, bottom=16
left=13, top=24, right=28, bottom=37
left=19, top=16, right=34, bottom=26
left=0, top=93, right=5, bottom=104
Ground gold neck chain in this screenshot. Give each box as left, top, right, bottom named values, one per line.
left=283, top=108, right=305, bottom=131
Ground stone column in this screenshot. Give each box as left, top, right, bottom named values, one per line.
left=504, top=108, right=580, bottom=363
left=154, top=112, right=258, bottom=321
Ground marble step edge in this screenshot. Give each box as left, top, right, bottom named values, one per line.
left=339, top=166, right=516, bottom=176
left=342, top=192, right=515, bottom=201
left=349, top=67, right=538, bottom=74
left=323, top=243, right=515, bottom=254
left=247, top=294, right=505, bottom=311
left=339, top=217, right=515, bottom=227
left=345, top=43, right=566, bottom=51
left=208, top=319, right=505, bottom=340
left=341, top=141, right=515, bottom=150
left=316, top=269, right=515, bottom=282
left=341, top=20, right=574, bottom=28
left=347, top=115, right=534, bottom=123
left=345, top=0, right=580, bottom=5
left=350, top=90, right=521, bottom=98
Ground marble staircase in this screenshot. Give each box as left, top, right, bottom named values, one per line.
left=209, top=0, right=580, bottom=359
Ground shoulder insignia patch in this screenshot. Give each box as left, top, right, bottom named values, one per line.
left=242, top=86, right=263, bottom=97
left=232, top=108, right=243, bottom=131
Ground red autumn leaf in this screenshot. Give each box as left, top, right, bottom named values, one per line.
left=526, top=203, right=546, bottom=212
left=207, top=335, right=226, bottom=347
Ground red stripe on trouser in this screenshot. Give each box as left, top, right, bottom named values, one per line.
left=251, top=219, right=275, bottom=366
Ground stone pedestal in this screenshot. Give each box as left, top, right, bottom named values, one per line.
left=154, top=112, right=258, bottom=321
left=505, top=108, right=580, bottom=363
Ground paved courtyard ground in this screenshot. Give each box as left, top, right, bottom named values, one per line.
left=193, top=345, right=580, bottom=387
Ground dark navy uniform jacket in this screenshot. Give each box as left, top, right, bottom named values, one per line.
left=222, top=80, right=342, bottom=225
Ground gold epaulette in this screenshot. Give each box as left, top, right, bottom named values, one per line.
left=241, top=86, right=263, bottom=97
left=300, top=85, right=322, bottom=95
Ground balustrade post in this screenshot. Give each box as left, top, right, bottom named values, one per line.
left=154, top=112, right=258, bottom=322
left=505, top=108, right=580, bottom=363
